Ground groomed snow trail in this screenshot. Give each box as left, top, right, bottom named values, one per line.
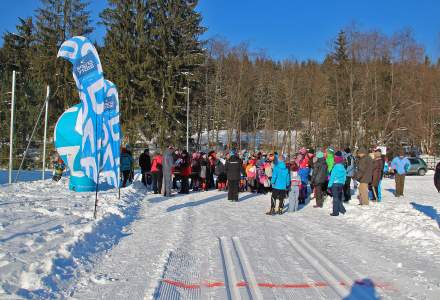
left=70, top=175, right=440, bottom=300
left=1, top=173, right=440, bottom=299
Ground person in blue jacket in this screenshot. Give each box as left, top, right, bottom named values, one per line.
left=120, top=147, right=134, bottom=187
left=328, top=151, right=347, bottom=216
left=267, top=153, right=290, bottom=215
left=390, top=150, right=410, bottom=197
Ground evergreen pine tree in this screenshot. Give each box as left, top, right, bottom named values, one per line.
left=34, top=0, right=93, bottom=123
left=149, top=0, right=206, bottom=146
left=1, top=18, right=40, bottom=166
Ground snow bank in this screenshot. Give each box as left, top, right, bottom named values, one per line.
left=0, top=173, right=147, bottom=299
left=332, top=175, right=440, bottom=259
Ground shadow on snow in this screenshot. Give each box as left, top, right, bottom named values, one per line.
left=411, top=202, right=440, bottom=228
left=13, top=188, right=145, bottom=299
left=343, top=278, right=380, bottom=300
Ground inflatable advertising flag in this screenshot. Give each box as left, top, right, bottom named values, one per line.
left=56, top=36, right=121, bottom=191
left=57, top=36, right=105, bottom=184
left=100, top=80, right=121, bottom=188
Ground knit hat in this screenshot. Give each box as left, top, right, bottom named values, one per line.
left=335, top=150, right=343, bottom=157
left=335, top=156, right=344, bottom=164
left=327, top=146, right=335, bottom=153
left=316, top=151, right=324, bottom=159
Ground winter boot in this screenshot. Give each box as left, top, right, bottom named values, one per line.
left=266, top=208, right=275, bottom=215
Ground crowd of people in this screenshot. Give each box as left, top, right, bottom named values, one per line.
left=124, top=145, right=415, bottom=216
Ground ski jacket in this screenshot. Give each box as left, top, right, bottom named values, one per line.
left=311, top=157, right=328, bottom=185
left=245, top=163, right=257, bottom=178
left=271, top=161, right=291, bottom=191
left=290, top=170, right=301, bottom=187
left=180, top=154, right=191, bottom=177
left=328, top=163, right=347, bottom=188
left=151, top=155, right=163, bottom=173
left=215, top=159, right=226, bottom=176
left=139, top=152, right=151, bottom=172
left=226, top=155, right=243, bottom=181
left=355, top=155, right=373, bottom=183
left=120, top=152, right=134, bottom=172
left=326, top=152, right=335, bottom=174
left=264, top=162, right=273, bottom=177
left=391, top=156, right=410, bottom=175
left=191, top=158, right=201, bottom=176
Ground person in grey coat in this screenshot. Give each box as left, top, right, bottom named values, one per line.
left=162, top=146, right=175, bottom=197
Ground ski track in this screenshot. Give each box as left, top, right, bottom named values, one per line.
left=1, top=173, right=440, bottom=299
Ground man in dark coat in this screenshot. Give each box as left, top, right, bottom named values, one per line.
left=225, top=150, right=242, bottom=201
left=139, top=148, right=151, bottom=187
left=354, top=147, right=374, bottom=205
left=435, top=162, right=440, bottom=193
left=162, top=146, right=175, bottom=197
left=311, top=151, right=328, bottom=208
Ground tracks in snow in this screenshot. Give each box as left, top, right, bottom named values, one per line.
left=219, top=236, right=264, bottom=300
left=286, top=235, right=378, bottom=300
left=154, top=234, right=379, bottom=300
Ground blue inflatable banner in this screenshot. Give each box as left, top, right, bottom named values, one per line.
left=57, top=36, right=120, bottom=189
left=101, top=80, right=121, bottom=188
left=57, top=36, right=105, bottom=184
left=54, top=104, right=96, bottom=192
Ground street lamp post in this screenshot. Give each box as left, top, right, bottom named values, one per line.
left=8, top=70, right=16, bottom=185
left=186, top=86, right=190, bottom=151
left=177, top=86, right=190, bottom=151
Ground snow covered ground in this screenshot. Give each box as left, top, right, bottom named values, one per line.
left=1, top=172, right=439, bottom=299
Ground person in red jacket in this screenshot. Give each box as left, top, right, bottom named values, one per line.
left=179, top=150, right=191, bottom=194
left=151, top=152, right=163, bottom=194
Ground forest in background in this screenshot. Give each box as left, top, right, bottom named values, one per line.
left=1, top=0, right=440, bottom=168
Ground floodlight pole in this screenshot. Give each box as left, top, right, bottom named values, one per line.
left=8, top=71, right=16, bottom=185
left=42, top=86, right=50, bottom=180
left=186, top=87, right=190, bottom=151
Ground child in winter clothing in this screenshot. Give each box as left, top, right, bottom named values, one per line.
left=297, top=148, right=310, bottom=204
left=326, top=147, right=335, bottom=174
left=245, top=159, right=257, bottom=192
left=190, top=152, right=201, bottom=191
left=267, top=154, right=290, bottom=215
left=311, top=151, right=328, bottom=208
left=151, top=152, right=163, bottom=194
left=256, top=157, right=269, bottom=194
left=328, top=151, right=347, bottom=216
left=288, top=161, right=301, bottom=212
left=200, top=154, right=208, bottom=191
left=215, top=156, right=227, bottom=191
left=52, top=157, right=65, bottom=181
left=120, top=147, right=134, bottom=187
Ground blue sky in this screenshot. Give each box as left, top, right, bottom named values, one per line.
left=1, top=0, right=439, bottom=62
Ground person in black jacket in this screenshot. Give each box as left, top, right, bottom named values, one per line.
left=311, top=151, right=328, bottom=208
left=215, top=155, right=227, bottom=191
left=225, top=150, right=243, bottom=201
left=435, top=162, right=440, bottom=193
left=139, top=148, right=151, bottom=187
